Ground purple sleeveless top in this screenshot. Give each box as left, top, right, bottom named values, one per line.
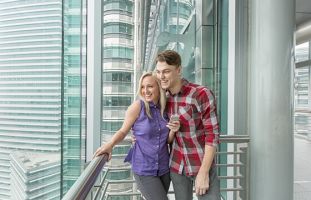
left=124, top=100, right=170, bottom=176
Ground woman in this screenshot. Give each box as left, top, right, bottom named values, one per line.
left=95, top=72, right=179, bottom=200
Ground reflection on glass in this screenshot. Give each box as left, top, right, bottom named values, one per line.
left=62, top=0, right=87, bottom=194
left=0, top=0, right=86, bottom=198
left=101, top=0, right=134, bottom=198
left=295, top=42, right=309, bottom=62
left=146, top=0, right=195, bottom=82
left=0, top=0, right=64, bottom=199
left=294, top=42, right=311, bottom=139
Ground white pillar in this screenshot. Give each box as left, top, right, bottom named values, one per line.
left=86, top=0, right=102, bottom=161
left=249, top=0, right=295, bottom=199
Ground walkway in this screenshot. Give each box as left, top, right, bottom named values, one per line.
left=294, top=135, right=311, bottom=200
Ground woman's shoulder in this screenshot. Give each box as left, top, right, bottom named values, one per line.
left=129, top=100, right=142, bottom=111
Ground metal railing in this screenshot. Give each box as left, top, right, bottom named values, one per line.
left=62, top=135, right=250, bottom=200
left=217, top=135, right=250, bottom=200
left=294, top=108, right=311, bottom=140
left=62, top=154, right=109, bottom=200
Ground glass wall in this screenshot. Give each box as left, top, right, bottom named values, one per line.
left=294, top=42, right=311, bottom=138
left=0, top=1, right=63, bottom=199
left=101, top=0, right=134, bottom=198
left=144, top=0, right=197, bottom=82
left=0, top=0, right=86, bottom=199
left=62, top=0, right=87, bottom=194
left=294, top=41, right=311, bottom=199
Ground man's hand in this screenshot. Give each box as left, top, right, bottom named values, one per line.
left=131, top=135, right=136, bottom=145
left=195, top=169, right=210, bottom=196
left=94, top=143, right=113, bottom=160
left=166, top=120, right=180, bottom=132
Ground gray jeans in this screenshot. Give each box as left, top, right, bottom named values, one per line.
left=134, top=172, right=170, bottom=200
left=170, top=166, right=221, bottom=200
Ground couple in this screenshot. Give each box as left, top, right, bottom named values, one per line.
left=95, top=50, right=220, bottom=200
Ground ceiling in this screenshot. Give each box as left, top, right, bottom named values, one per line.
left=296, top=0, right=311, bottom=26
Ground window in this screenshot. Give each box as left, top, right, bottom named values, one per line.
left=103, top=72, right=132, bottom=82
left=103, top=47, right=133, bottom=59
left=102, top=96, right=132, bottom=107
left=103, top=22, right=133, bottom=35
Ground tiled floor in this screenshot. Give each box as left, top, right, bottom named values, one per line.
left=294, top=136, right=311, bottom=200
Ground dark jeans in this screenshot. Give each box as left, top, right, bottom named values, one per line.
left=134, top=172, right=170, bottom=200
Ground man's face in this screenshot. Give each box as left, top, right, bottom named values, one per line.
left=155, top=61, right=181, bottom=90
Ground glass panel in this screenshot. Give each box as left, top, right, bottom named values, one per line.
left=295, top=67, right=309, bottom=108
left=296, top=42, right=309, bottom=62
left=101, top=0, right=134, bottom=198
left=0, top=0, right=86, bottom=199
left=294, top=41, right=311, bottom=141
left=154, top=0, right=196, bottom=83
left=294, top=39, right=311, bottom=200
left=62, top=0, right=87, bottom=195
left=0, top=1, right=64, bottom=199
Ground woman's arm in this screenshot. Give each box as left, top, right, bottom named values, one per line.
left=94, top=100, right=141, bottom=159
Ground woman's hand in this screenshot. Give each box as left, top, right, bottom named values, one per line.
left=94, top=142, right=113, bottom=160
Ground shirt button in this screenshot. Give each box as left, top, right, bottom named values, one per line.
left=158, top=128, right=160, bottom=131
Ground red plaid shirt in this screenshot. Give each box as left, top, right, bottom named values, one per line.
left=167, top=79, right=219, bottom=176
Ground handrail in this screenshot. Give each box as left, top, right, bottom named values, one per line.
left=62, top=153, right=109, bottom=200
left=219, top=135, right=250, bottom=143
left=296, top=20, right=311, bottom=45
left=62, top=135, right=250, bottom=200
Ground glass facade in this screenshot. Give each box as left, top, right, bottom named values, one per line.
left=101, top=0, right=134, bottom=141
left=295, top=42, right=311, bottom=138
left=62, top=0, right=87, bottom=192
left=101, top=0, right=134, bottom=198
left=0, top=0, right=86, bottom=199
left=144, top=0, right=197, bottom=82
left=0, top=1, right=63, bottom=199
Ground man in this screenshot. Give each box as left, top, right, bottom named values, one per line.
left=155, top=50, right=221, bottom=200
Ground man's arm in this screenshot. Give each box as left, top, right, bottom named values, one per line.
left=195, top=88, right=219, bottom=195
left=195, top=145, right=216, bottom=195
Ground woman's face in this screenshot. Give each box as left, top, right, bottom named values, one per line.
left=141, top=75, right=160, bottom=104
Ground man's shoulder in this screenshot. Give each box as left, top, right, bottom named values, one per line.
left=183, top=80, right=213, bottom=96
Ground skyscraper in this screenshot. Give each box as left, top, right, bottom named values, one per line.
left=10, top=151, right=60, bottom=200
left=101, top=0, right=135, bottom=197
left=0, top=1, right=63, bottom=198
left=0, top=0, right=86, bottom=198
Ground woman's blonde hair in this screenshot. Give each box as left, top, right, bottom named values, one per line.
left=137, top=71, right=166, bottom=118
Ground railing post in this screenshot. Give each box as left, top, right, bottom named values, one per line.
left=239, top=146, right=247, bottom=200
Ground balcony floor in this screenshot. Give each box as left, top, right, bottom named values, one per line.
left=294, top=135, right=311, bottom=200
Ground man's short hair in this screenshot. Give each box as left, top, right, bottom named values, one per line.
left=156, top=50, right=181, bottom=67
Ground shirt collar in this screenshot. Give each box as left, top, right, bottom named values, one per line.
left=148, top=101, right=159, bottom=108
left=167, top=78, right=189, bottom=97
